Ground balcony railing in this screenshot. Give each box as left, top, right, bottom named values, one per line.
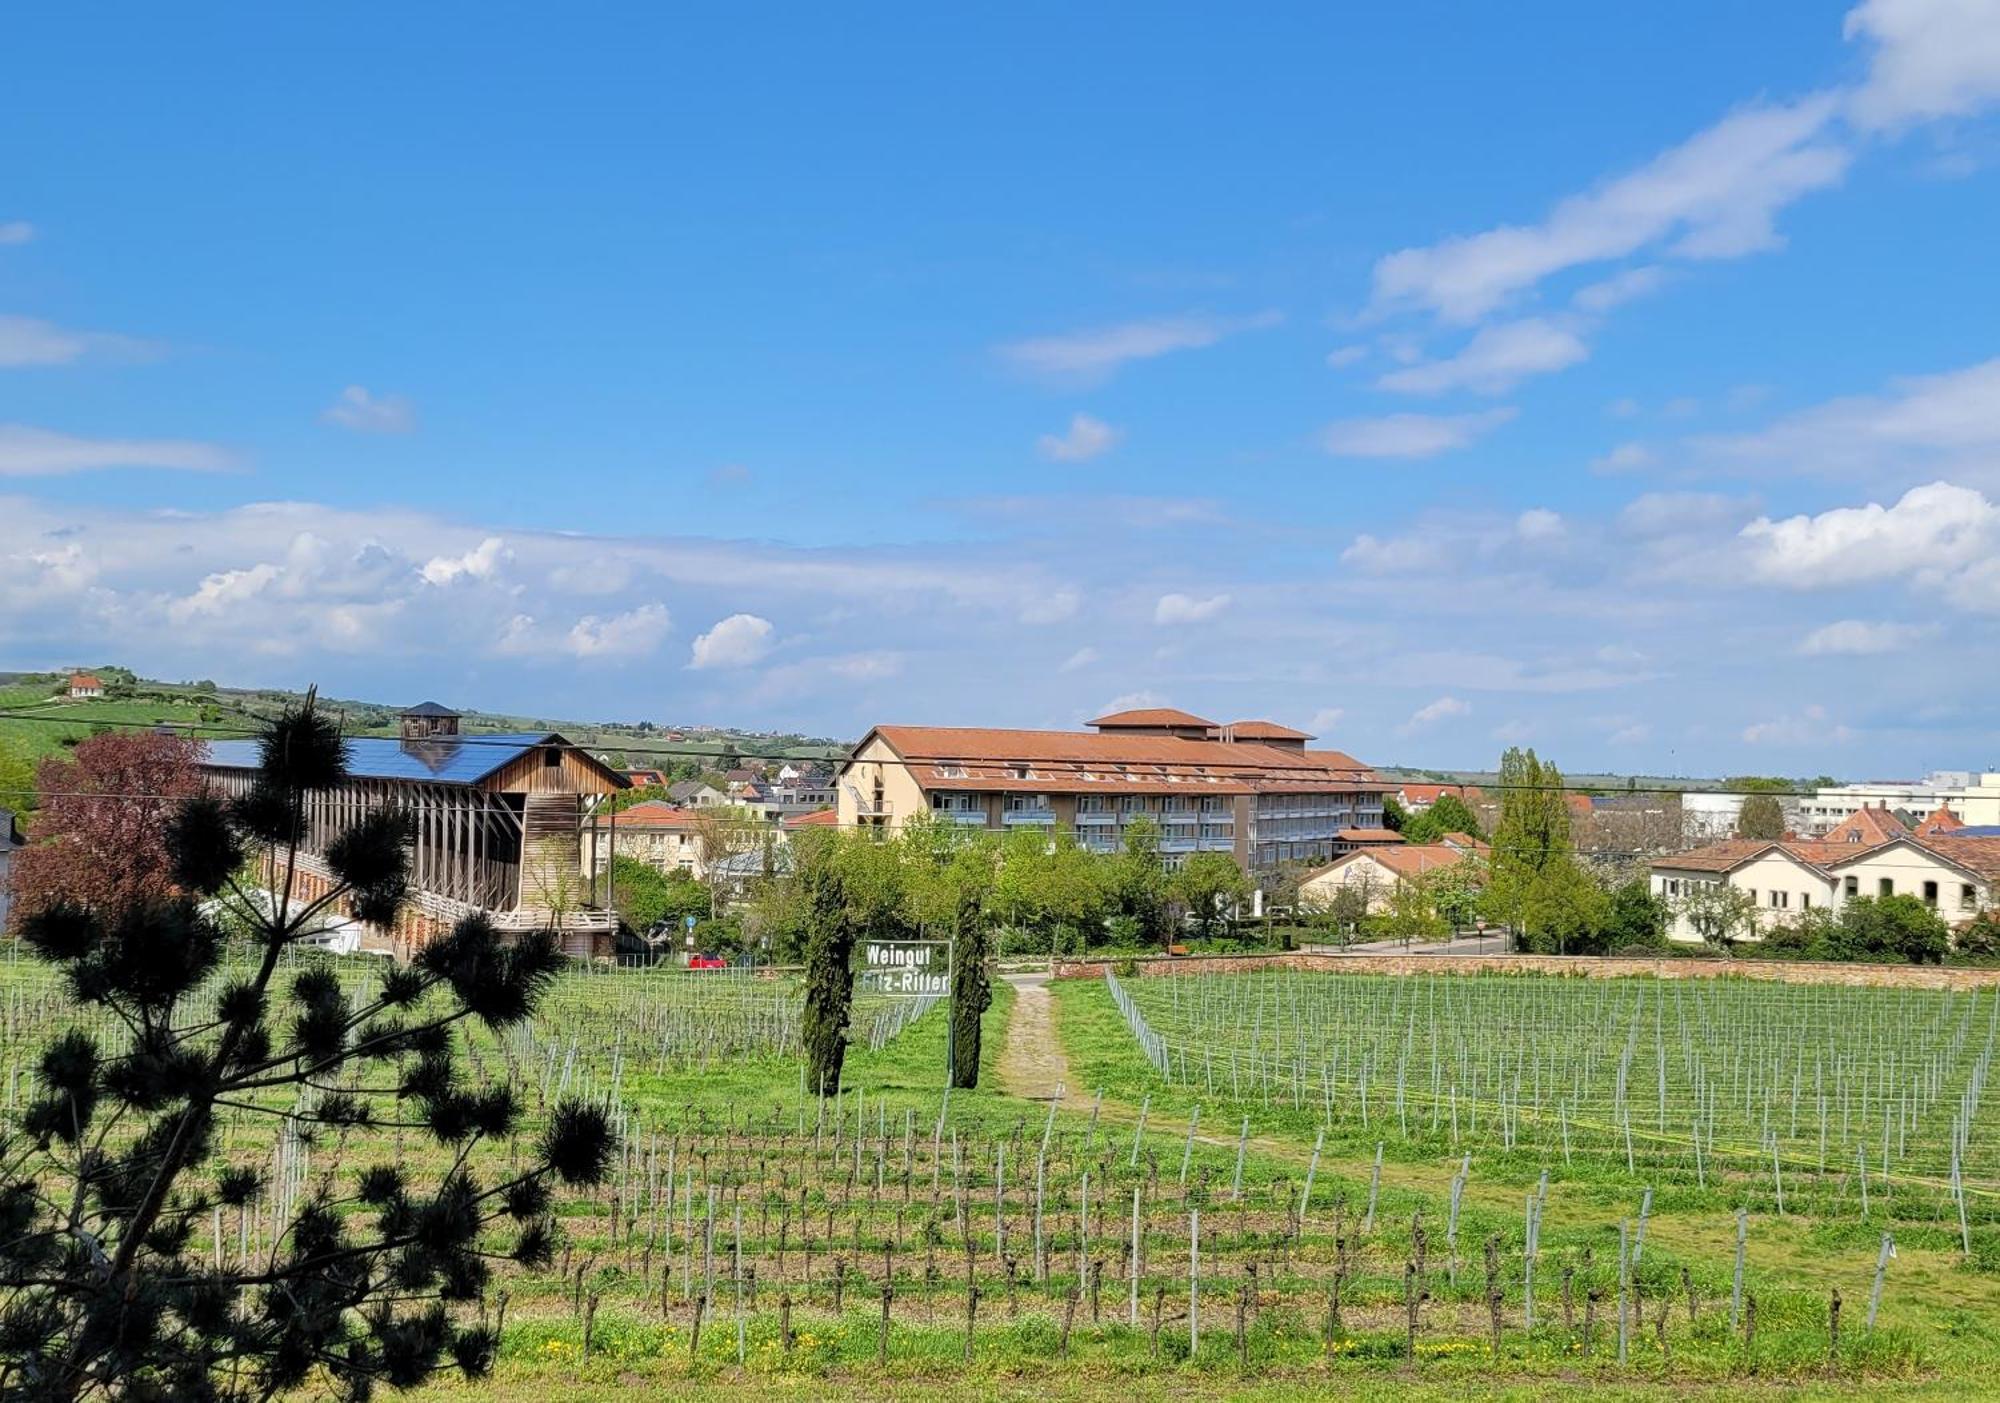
left=1074, top=811, right=1117, bottom=825
left=1002, top=807, right=1057, bottom=825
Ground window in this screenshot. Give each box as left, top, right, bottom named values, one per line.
left=1963, top=884, right=1979, bottom=911
left=1923, top=880, right=1939, bottom=907
left=543, top=747, right=561, bottom=769
left=1769, top=890, right=1788, bottom=909
left=1746, top=889, right=1757, bottom=905
left=1802, top=893, right=1812, bottom=910
left=1879, top=878, right=1894, bottom=897
left=1844, top=876, right=1858, bottom=898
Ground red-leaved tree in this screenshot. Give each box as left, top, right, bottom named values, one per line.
left=4, top=729, right=204, bottom=927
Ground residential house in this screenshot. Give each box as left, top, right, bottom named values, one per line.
left=623, top=768, right=671, bottom=789
left=667, top=780, right=730, bottom=808
left=200, top=702, right=629, bottom=958
left=835, top=707, right=1389, bottom=872
left=66, top=672, right=104, bottom=699
left=1298, top=834, right=1488, bottom=915
left=584, top=801, right=704, bottom=878
left=1649, top=819, right=1995, bottom=944
left=1398, top=782, right=1483, bottom=811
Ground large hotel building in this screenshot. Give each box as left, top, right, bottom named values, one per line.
left=835, top=708, right=1392, bottom=872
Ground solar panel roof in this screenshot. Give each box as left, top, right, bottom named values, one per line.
left=201, top=732, right=559, bottom=786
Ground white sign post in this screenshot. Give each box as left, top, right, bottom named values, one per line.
left=858, top=938, right=955, bottom=1085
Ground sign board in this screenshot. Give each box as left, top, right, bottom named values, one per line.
left=859, top=938, right=951, bottom=998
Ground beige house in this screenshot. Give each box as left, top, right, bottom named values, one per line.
left=1649, top=810, right=2000, bottom=943
left=1298, top=834, right=1488, bottom=914
left=584, top=801, right=707, bottom=878
left=835, top=708, right=1390, bottom=872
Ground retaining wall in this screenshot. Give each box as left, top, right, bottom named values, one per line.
left=1049, top=950, right=2000, bottom=990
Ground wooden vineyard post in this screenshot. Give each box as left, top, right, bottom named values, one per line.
left=1189, top=1207, right=1201, bottom=1357
left=1130, top=1184, right=1142, bottom=1326
left=1730, top=1209, right=1747, bottom=1330
left=1867, top=1233, right=1894, bottom=1328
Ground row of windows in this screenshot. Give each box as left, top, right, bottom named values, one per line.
left=1660, top=875, right=1979, bottom=910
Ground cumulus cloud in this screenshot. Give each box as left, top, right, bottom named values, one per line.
left=1845, top=0, right=2000, bottom=130
left=997, top=311, right=1281, bottom=383
left=1154, top=591, right=1231, bottom=625
left=419, top=537, right=508, bottom=586
left=565, top=603, right=673, bottom=658
left=1308, top=707, right=1346, bottom=734
left=1617, top=491, right=1753, bottom=536
left=1400, top=696, right=1471, bottom=734
left=0, top=221, right=33, bottom=245
left=0, top=423, right=233, bottom=476
left=321, top=385, right=416, bottom=434
left=1376, top=318, right=1589, bottom=394
left=1325, top=345, right=1368, bottom=368
left=1742, top=703, right=1855, bottom=746
left=689, top=612, right=775, bottom=669
left=1798, top=619, right=1938, bottom=655
left=1740, top=480, right=1998, bottom=586
left=1320, top=408, right=1516, bottom=459
left=1036, top=412, right=1121, bottom=461
left=1059, top=646, right=1100, bottom=673
left=1516, top=508, right=1564, bottom=540
left=1369, top=96, right=1847, bottom=322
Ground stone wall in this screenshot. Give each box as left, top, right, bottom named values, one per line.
left=1050, top=950, right=2000, bottom=990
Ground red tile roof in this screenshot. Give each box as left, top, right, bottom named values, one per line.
left=1915, top=805, right=1964, bottom=836
left=1822, top=805, right=1907, bottom=846
left=1310, top=843, right=1478, bottom=882
left=1088, top=707, right=1219, bottom=730
left=1337, top=827, right=1404, bottom=844
left=1399, top=782, right=1484, bottom=805
left=783, top=808, right=838, bottom=829
left=68, top=673, right=102, bottom=690
left=607, top=801, right=698, bottom=829
left=1223, top=720, right=1314, bottom=741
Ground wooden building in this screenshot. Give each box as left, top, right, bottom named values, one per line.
left=201, top=703, right=628, bottom=958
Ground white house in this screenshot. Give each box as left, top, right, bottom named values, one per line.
left=1650, top=820, right=1998, bottom=943
left=65, top=672, right=104, bottom=699
left=1299, top=835, right=1487, bottom=915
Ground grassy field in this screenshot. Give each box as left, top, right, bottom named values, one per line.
left=4, top=949, right=1999, bottom=1400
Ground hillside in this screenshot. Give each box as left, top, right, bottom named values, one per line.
left=0, top=669, right=847, bottom=812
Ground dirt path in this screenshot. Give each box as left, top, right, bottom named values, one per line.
left=997, top=974, right=1072, bottom=1102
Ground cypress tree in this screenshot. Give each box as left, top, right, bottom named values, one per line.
left=949, top=877, right=992, bottom=1088
left=800, top=839, right=856, bottom=1095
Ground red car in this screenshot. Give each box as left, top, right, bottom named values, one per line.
left=687, top=953, right=728, bottom=970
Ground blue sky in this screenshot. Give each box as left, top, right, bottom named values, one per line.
left=5, top=2, right=2000, bottom=775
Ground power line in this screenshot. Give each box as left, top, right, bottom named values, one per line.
left=0, top=710, right=1858, bottom=800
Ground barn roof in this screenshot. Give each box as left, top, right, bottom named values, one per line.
left=202, top=732, right=627, bottom=789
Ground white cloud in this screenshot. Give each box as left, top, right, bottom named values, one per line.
left=1704, top=357, right=2000, bottom=474
left=826, top=651, right=903, bottom=681
left=1096, top=689, right=1168, bottom=718
left=1590, top=441, right=1657, bottom=475
left=1059, top=646, right=1100, bottom=673
left=1376, top=318, right=1589, bottom=394
left=1325, top=344, right=1368, bottom=368
left=1740, top=481, right=1998, bottom=586
left=1515, top=508, right=1564, bottom=540
left=321, top=385, right=416, bottom=434
left=998, top=311, right=1281, bottom=383
left=0, top=221, right=33, bottom=246
left=1742, top=703, right=1855, bottom=746
left=1618, top=491, right=1753, bottom=536
left=1799, top=619, right=1938, bottom=655
left=689, top=612, right=775, bottom=670
left=1606, top=396, right=1642, bottom=418
left=1036, top=412, right=1121, bottom=462
left=1154, top=591, right=1231, bottom=625
left=1572, top=265, right=1670, bottom=313
left=1341, top=532, right=1442, bottom=574
left=1608, top=722, right=1652, bottom=745
left=419, top=536, right=508, bottom=586
left=1399, top=696, right=1471, bottom=734
left=1845, top=0, right=2000, bottom=130
left=565, top=603, right=673, bottom=658
left=1369, top=96, right=1847, bottom=322
left=0, top=315, right=153, bottom=368
left=1320, top=408, right=1516, bottom=459
left=0, top=423, right=233, bottom=476
left=1308, top=707, right=1345, bottom=734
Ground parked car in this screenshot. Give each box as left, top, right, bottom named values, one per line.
left=687, top=953, right=728, bottom=970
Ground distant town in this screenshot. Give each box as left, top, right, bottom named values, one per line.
left=6, top=666, right=1997, bottom=964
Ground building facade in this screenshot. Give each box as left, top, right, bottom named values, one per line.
left=1649, top=815, right=2000, bottom=943
left=1297, top=834, right=1488, bottom=915
left=201, top=703, right=628, bottom=958
left=835, top=708, right=1389, bottom=873
left=1796, top=772, right=2000, bottom=833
